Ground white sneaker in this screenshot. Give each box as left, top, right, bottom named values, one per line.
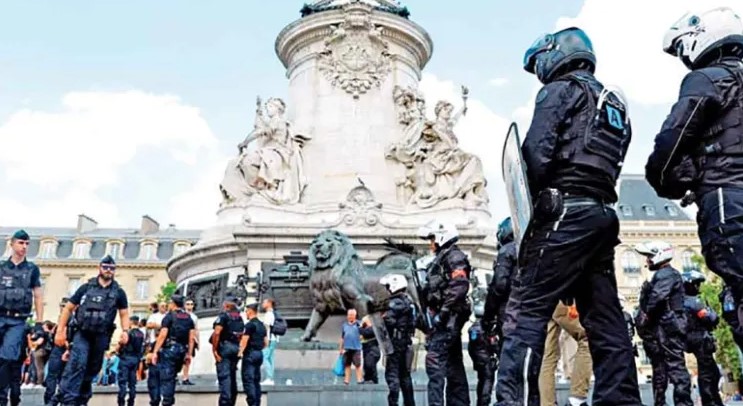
left=261, top=379, right=274, bottom=385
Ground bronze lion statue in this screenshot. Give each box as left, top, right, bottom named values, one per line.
left=300, top=229, right=420, bottom=342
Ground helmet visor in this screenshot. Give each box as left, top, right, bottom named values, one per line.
left=523, top=33, right=553, bottom=73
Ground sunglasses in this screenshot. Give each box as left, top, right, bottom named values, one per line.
left=101, top=265, right=116, bottom=272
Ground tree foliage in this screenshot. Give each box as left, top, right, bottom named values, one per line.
left=695, top=255, right=741, bottom=380
left=156, top=281, right=177, bottom=304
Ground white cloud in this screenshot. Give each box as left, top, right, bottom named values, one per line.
left=555, top=0, right=743, bottom=106
left=0, top=90, right=219, bottom=227
left=167, top=159, right=228, bottom=229
left=488, top=77, right=509, bottom=87
left=419, top=73, right=513, bottom=222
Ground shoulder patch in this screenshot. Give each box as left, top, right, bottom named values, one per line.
left=535, top=87, right=549, bottom=104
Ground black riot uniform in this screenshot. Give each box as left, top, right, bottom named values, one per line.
left=636, top=282, right=668, bottom=406
left=496, top=27, right=641, bottom=406
left=640, top=265, right=692, bottom=406
left=645, top=13, right=743, bottom=356
left=150, top=295, right=194, bottom=406
left=482, top=218, right=518, bottom=356
left=422, top=240, right=471, bottom=406
left=359, top=321, right=380, bottom=384
left=382, top=291, right=416, bottom=406
left=117, top=318, right=145, bottom=406
left=212, top=305, right=245, bottom=406
left=467, top=319, right=497, bottom=406
left=683, top=272, right=724, bottom=406
left=623, top=309, right=638, bottom=357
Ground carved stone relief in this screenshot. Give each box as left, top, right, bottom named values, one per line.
left=317, top=3, right=392, bottom=98
left=186, top=273, right=228, bottom=318
left=338, top=181, right=383, bottom=226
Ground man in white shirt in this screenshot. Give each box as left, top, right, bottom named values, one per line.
left=261, top=298, right=278, bottom=385
left=179, top=299, right=199, bottom=385
left=146, top=302, right=168, bottom=348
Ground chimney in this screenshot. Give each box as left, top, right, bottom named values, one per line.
left=140, top=215, right=160, bottom=235
left=77, top=214, right=98, bottom=234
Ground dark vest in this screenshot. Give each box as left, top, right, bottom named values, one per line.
left=166, top=309, right=194, bottom=346
left=219, top=311, right=245, bottom=343
left=121, top=328, right=145, bottom=358
left=385, top=294, right=415, bottom=342
left=0, top=260, right=34, bottom=315
left=75, top=279, right=119, bottom=334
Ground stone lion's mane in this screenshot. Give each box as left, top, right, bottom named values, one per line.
left=307, top=230, right=367, bottom=313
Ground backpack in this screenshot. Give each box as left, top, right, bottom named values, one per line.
left=271, top=311, right=288, bottom=336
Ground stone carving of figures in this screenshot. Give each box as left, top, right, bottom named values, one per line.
left=219, top=97, right=310, bottom=205
left=386, top=86, right=488, bottom=208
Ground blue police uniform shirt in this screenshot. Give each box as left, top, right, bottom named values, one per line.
left=1, top=257, right=42, bottom=290
left=341, top=321, right=362, bottom=351
left=243, top=318, right=266, bottom=351
left=161, top=310, right=195, bottom=346
left=69, top=279, right=128, bottom=310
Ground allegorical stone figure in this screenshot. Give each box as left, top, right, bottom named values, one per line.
left=220, top=96, right=310, bottom=205
left=386, top=85, right=488, bottom=208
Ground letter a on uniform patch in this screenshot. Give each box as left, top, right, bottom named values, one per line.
left=606, top=105, right=624, bottom=130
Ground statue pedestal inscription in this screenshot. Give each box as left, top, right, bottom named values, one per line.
left=167, top=1, right=497, bottom=375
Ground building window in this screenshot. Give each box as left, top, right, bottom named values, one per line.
left=682, top=250, right=699, bottom=272
left=67, top=278, right=81, bottom=296
left=621, top=251, right=641, bottom=273
left=72, top=242, right=90, bottom=259
left=136, top=279, right=149, bottom=301
left=140, top=243, right=157, bottom=260
left=173, top=242, right=190, bottom=257
left=106, top=241, right=123, bottom=259
left=620, top=205, right=633, bottom=216
left=38, top=241, right=56, bottom=259
left=642, top=205, right=656, bottom=217
left=665, top=204, right=678, bottom=217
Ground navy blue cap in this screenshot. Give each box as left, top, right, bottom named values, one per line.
left=245, top=302, right=259, bottom=312
left=100, top=255, right=116, bottom=266
left=11, top=230, right=29, bottom=241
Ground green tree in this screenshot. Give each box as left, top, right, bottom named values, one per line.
left=156, top=281, right=177, bottom=304
left=695, top=255, right=741, bottom=380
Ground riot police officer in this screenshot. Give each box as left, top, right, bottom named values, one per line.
left=619, top=294, right=638, bottom=357
left=417, top=220, right=471, bottom=406
left=682, top=270, right=724, bottom=406
left=496, top=27, right=640, bottom=406
left=635, top=241, right=692, bottom=406
left=151, top=294, right=195, bottom=406
left=482, top=217, right=517, bottom=355
left=0, top=230, right=43, bottom=398
left=467, top=305, right=497, bottom=406
left=44, top=298, right=74, bottom=406
left=645, top=6, right=743, bottom=354
left=212, top=296, right=246, bottom=406
left=238, top=303, right=267, bottom=406
left=635, top=283, right=668, bottom=406
left=117, top=315, right=145, bottom=406
left=55, top=254, right=130, bottom=406
left=379, top=273, right=416, bottom=406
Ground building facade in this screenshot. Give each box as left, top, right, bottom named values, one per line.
left=1, top=214, right=200, bottom=326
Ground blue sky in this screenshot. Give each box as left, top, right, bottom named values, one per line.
left=0, top=0, right=739, bottom=229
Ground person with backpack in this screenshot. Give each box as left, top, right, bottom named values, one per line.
left=261, top=298, right=287, bottom=385
left=54, top=254, right=131, bottom=406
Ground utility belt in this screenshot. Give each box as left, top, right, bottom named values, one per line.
left=534, top=189, right=613, bottom=224
left=246, top=345, right=263, bottom=352
left=164, top=339, right=187, bottom=349
left=0, top=309, right=29, bottom=319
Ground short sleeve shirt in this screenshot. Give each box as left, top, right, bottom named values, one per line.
left=243, top=318, right=266, bottom=351
left=161, top=310, right=195, bottom=346
left=341, top=321, right=362, bottom=351
left=69, top=280, right=128, bottom=309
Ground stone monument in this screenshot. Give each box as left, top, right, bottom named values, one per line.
left=167, top=0, right=497, bottom=374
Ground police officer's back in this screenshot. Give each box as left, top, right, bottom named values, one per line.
left=495, top=27, right=640, bottom=406
left=417, top=220, right=471, bottom=406
left=379, top=274, right=416, bottom=406
left=55, top=255, right=131, bottom=406
left=635, top=241, right=692, bottom=406
left=645, top=6, right=743, bottom=356
left=682, top=270, right=724, bottom=406
left=482, top=217, right=517, bottom=350
left=212, top=296, right=245, bottom=406
left=117, top=315, right=145, bottom=406
left=467, top=312, right=497, bottom=406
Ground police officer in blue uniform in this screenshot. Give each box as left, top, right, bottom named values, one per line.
left=495, top=27, right=641, bottom=405
left=0, top=323, right=30, bottom=406
left=635, top=241, right=692, bottom=406
left=682, top=270, right=724, bottom=406
left=212, top=296, right=245, bottom=406
left=0, top=230, right=43, bottom=398
left=117, top=315, right=145, bottom=406
left=238, top=303, right=267, bottom=406
left=417, top=220, right=471, bottom=406
left=55, top=254, right=130, bottom=406
left=379, top=274, right=416, bottom=406
left=645, top=7, right=743, bottom=356
left=482, top=217, right=517, bottom=355
left=45, top=298, right=75, bottom=406
left=151, top=294, right=195, bottom=406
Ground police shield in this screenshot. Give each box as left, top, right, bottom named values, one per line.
left=370, top=312, right=395, bottom=356
left=501, top=122, right=532, bottom=249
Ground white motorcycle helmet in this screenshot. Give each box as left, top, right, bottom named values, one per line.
left=634, top=241, right=674, bottom=270
left=379, top=273, right=407, bottom=295
left=417, top=219, right=459, bottom=247
left=663, top=7, right=743, bottom=70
